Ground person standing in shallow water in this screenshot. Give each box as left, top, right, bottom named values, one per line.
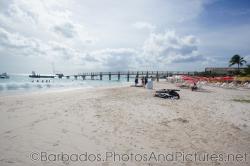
left=135, top=76, right=138, bottom=86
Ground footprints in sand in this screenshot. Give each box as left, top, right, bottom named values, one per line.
left=230, top=122, right=248, bottom=131
left=4, top=130, right=11, bottom=134
left=159, top=117, right=189, bottom=128
left=230, top=123, right=241, bottom=131
left=159, top=120, right=170, bottom=127
left=1, top=130, right=18, bottom=140
left=30, top=117, right=48, bottom=126
left=95, top=114, right=101, bottom=118
left=173, top=117, right=189, bottom=123
left=7, top=108, right=17, bottom=112
left=2, top=130, right=12, bottom=138
left=62, top=128, right=69, bottom=134
left=52, top=140, right=60, bottom=147
left=0, top=159, right=15, bottom=164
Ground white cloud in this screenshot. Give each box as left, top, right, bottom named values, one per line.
left=0, top=27, right=84, bottom=63
left=90, top=48, right=140, bottom=71
left=0, top=0, right=94, bottom=47
left=1, top=0, right=246, bottom=73
left=0, top=27, right=44, bottom=57
left=0, top=24, right=206, bottom=71
left=0, top=26, right=138, bottom=71
left=142, top=31, right=205, bottom=67
left=82, top=31, right=206, bottom=71
left=244, top=55, right=250, bottom=65
left=53, top=22, right=77, bottom=38
left=133, top=22, right=155, bottom=31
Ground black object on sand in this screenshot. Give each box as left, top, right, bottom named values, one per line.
left=155, top=89, right=180, bottom=99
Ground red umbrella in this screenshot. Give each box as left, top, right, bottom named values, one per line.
left=222, top=76, right=234, bottom=81
left=200, top=77, right=209, bottom=81
left=182, top=76, right=194, bottom=80
left=214, top=77, right=223, bottom=81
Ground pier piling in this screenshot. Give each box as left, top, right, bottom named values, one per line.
left=127, top=71, right=130, bottom=82
left=91, top=73, right=94, bottom=80
left=156, top=71, right=159, bottom=82
left=100, top=72, right=103, bottom=80
left=109, top=72, right=111, bottom=80
left=118, top=72, right=120, bottom=81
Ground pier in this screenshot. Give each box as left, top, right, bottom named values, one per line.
left=64, top=71, right=196, bottom=82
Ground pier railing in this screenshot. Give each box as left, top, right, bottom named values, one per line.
left=67, top=71, right=196, bottom=82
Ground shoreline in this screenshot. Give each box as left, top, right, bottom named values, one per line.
left=0, top=82, right=132, bottom=97
left=2, top=79, right=249, bottom=96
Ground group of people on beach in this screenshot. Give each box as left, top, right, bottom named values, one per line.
left=135, top=76, right=153, bottom=89
left=32, top=80, right=51, bottom=83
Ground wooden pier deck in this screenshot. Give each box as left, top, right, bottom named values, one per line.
left=67, top=71, right=196, bottom=82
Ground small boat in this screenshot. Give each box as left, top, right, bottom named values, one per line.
left=0, top=72, right=10, bottom=79
left=56, top=73, right=64, bottom=79
left=29, top=71, right=55, bottom=78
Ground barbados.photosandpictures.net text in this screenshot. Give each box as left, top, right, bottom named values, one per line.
left=30, top=151, right=248, bottom=164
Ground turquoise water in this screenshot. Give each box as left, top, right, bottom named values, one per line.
left=0, top=74, right=133, bottom=94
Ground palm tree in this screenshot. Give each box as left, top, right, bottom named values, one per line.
left=229, top=54, right=247, bottom=70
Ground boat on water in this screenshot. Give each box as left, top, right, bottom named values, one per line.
left=56, top=73, right=64, bottom=79
left=0, top=72, right=10, bottom=79
left=29, top=71, right=55, bottom=78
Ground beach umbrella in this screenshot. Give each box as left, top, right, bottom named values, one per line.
left=200, top=77, right=209, bottom=81
left=182, top=76, right=194, bottom=80
left=194, top=76, right=206, bottom=81
left=208, top=77, right=219, bottom=82
left=213, top=77, right=223, bottom=81
left=222, top=76, right=234, bottom=81
left=182, top=75, right=200, bottom=83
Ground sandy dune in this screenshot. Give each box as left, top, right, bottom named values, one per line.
left=0, top=82, right=250, bottom=166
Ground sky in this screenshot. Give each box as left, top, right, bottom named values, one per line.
left=0, top=0, right=250, bottom=74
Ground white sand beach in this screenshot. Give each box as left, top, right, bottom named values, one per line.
left=0, top=81, right=250, bottom=166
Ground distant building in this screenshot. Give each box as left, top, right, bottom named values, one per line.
left=205, top=67, right=245, bottom=75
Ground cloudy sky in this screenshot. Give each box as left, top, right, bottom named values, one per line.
left=0, top=0, right=250, bottom=74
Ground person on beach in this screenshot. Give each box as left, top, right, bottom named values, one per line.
left=147, top=76, right=153, bottom=89
left=141, top=77, right=145, bottom=87
left=135, top=76, right=138, bottom=86
left=145, top=76, right=148, bottom=86
left=191, top=82, right=198, bottom=91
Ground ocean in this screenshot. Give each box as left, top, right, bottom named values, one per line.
left=0, top=74, right=132, bottom=94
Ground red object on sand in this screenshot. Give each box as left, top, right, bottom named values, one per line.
left=181, top=75, right=198, bottom=83
left=181, top=76, right=234, bottom=82
left=222, top=76, right=234, bottom=81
